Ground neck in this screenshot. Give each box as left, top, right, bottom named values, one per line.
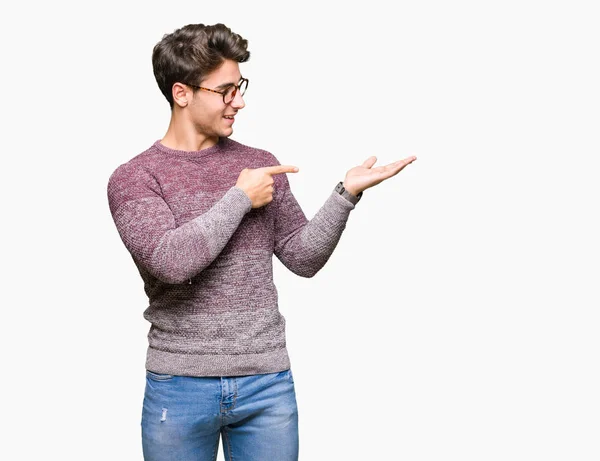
left=161, top=110, right=219, bottom=151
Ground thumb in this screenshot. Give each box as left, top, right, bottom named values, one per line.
left=362, top=156, right=377, bottom=168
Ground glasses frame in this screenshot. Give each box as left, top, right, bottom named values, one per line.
left=182, top=77, right=249, bottom=104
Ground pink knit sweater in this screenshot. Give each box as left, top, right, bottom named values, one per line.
left=107, top=137, right=358, bottom=376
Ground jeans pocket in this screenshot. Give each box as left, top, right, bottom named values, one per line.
left=146, top=370, right=174, bottom=381
left=287, top=369, right=294, bottom=384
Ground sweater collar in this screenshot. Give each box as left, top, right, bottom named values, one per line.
left=152, top=137, right=229, bottom=158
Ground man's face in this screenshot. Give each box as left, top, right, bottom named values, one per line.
left=187, top=59, right=246, bottom=140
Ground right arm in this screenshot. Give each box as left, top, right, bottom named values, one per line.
left=107, top=164, right=252, bottom=284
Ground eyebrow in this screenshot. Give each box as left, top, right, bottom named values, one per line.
left=215, top=76, right=243, bottom=89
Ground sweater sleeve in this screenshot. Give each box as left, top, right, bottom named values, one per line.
left=107, top=163, right=252, bottom=284
left=273, top=171, right=356, bottom=278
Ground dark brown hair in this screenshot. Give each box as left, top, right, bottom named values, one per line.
left=152, top=23, right=250, bottom=110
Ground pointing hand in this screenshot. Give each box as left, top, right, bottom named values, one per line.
left=236, top=165, right=300, bottom=208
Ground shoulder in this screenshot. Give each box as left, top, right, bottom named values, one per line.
left=107, top=145, right=166, bottom=207
left=108, top=143, right=167, bottom=185
left=225, top=138, right=282, bottom=165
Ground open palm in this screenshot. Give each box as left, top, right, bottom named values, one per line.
left=343, top=155, right=417, bottom=195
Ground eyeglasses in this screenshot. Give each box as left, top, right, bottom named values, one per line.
left=182, top=77, right=249, bottom=104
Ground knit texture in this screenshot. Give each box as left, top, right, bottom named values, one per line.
left=107, top=137, right=357, bottom=376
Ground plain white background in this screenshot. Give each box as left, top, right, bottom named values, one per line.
left=2, top=0, right=599, bottom=459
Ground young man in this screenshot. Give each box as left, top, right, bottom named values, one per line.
left=107, top=23, right=416, bottom=461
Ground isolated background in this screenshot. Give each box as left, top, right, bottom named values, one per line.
left=3, top=0, right=599, bottom=459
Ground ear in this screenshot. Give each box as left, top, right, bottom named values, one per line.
left=172, top=82, right=190, bottom=108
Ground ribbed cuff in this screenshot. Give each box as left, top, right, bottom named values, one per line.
left=223, top=185, right=252, bottom=214
left=329, top=189, right=357, bottom=210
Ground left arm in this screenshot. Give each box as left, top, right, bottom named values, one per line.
left=273, top=172, right=357, bottom=278
left=273, top=152, right=417, bottom=277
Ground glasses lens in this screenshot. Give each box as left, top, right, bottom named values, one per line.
left=224, top=86, right=236, bottom=104
left=239, top=79, right=248, bottom=96
left=223, top=80, right=248, bottom=104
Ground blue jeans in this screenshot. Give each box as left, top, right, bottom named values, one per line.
left=141, top=368, right=299, bottom=461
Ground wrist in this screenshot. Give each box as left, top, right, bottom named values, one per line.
left=342, top=182, right=360, bottom=197
left=335, top=181, right=363, bottom=205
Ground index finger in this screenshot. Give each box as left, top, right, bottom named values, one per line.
left=262, top=165, right=300, bottom=175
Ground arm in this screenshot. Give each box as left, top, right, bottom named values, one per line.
left=273, top=152, right=418, bottom=277
left=273, top=172, right=356, bottom=278
left=107, top=164, right=252, bottom=284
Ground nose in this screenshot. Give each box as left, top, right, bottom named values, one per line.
left=230, top=89, right=245, bottom=109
